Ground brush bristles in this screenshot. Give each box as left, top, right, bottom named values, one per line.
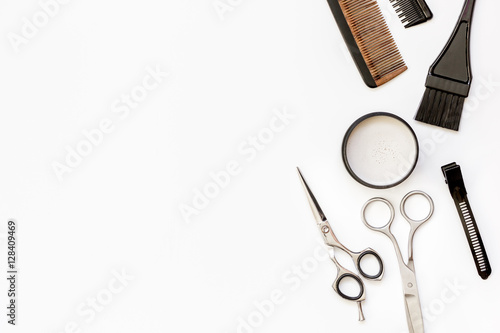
left=415, top=88, right=465, bottom=131
left=390, top=0, right=426, bottom=28
left=340, top=0, right=407, bottom=86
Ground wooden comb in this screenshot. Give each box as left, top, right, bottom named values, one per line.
left=326, top=0, right=407, bottom=87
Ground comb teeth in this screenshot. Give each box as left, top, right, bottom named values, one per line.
left=339, top=0, right=407, bottom=86
left=390, top=0, right=433, bottom=28
left=458, top=202, right=490, bottom=274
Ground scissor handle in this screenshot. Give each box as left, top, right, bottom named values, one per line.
left=330, top=255, right=366, bottom=302
left=400, top=190, right=434, bottom=225
left=334, top=273, right=365, bottom=301
left=401, top=190, right=434, bottom=263
left=361, top=197, right=395, bottom=233
left=354, top=249, right=384, bottom=280
left=331, top=266, right=367, bottom=321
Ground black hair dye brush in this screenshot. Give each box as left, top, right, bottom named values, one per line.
left=415, top=0, right=476, bottom=131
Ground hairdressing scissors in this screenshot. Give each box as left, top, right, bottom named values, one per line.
left=361, top=191, right=434, bottom=333
left=297, top=168, right=384, bottom=321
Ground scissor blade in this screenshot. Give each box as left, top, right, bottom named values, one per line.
left=296, top=167, right=327, bottom=223
left=404, top=293, right=425, bottom=333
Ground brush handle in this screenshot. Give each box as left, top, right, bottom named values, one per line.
left=460, top=0, right=476, bottom=23
left=426, top=0, right=476, bottom=97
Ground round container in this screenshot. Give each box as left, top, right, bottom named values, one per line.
left=342, top=112, right=419, bottom=189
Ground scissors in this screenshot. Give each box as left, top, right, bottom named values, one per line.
left=297, top=168, right=384, bottom=321
left=361, top=191, right=434, bottom=333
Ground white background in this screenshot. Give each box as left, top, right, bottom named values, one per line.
left=1, top=0, right=499, bottom=332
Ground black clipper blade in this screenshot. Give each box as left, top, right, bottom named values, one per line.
left=442, top=163, right=491, bottom=280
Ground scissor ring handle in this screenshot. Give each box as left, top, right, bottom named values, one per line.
left=400, top=190, right=434, bottom=224
left=361, top=197, right=395, bottom=231
left=335, top=273, right=365, bottom=301
left=357, top=250, right=384, bottom=280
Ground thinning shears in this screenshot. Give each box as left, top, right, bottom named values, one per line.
left=361, top=191, right=434, bottom=333
left=297, top=168, right=384, bottom=321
